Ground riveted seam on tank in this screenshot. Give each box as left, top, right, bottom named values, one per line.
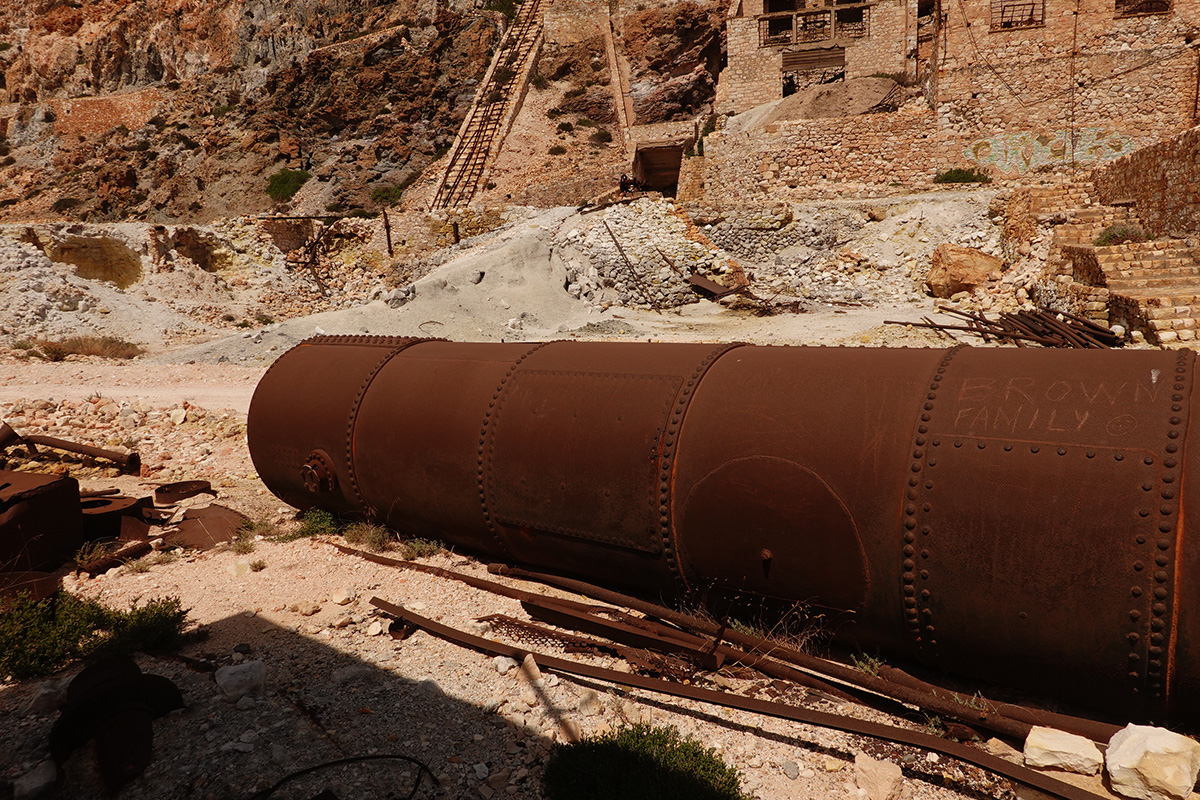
left=903, top=344, right=965, bottom=652
left=661, top=342, right=749, bottom=598
left=479, top=342, right=555, bottom=558
left=344, top=339, right=431, bottom=517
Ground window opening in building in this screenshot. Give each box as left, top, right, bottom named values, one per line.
left=1114, top=0, right=1170, bottom=15
left=798, top=10, right=832, bottom=42
left=989, top=0, right=1044, bottom=29
left=760, top=14, right=796, bottom=45
left=834, top=6, right=868, bottom=37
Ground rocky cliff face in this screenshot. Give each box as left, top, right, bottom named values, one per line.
left=0, top=0, right=495, bottom=222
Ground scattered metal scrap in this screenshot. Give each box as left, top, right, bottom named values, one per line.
left=335, top=544, right=1114, bottom=745
left=886, top=307, right=1121, bottom=348
left=0, top=421, right=141, bottom=472
left=1, top=466, right=247, bottom=599
left=49, top=656, right=184, bottom=792
left=372, top=599, right=1112, bottom=800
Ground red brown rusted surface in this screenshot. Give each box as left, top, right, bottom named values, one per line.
left=249, top=340, right=1200, bottom=723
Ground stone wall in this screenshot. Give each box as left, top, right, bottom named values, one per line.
left=1090, top=126, right=1200, bottom=236
left=716, top=13, right=783, bottom=113
left=844, top=0, right=911, bottom=80
left=543, top=0, right=610, bottom=46
left=938, top=0, right=1199, bottom=174
left=694, top=99, right=967, bottom=203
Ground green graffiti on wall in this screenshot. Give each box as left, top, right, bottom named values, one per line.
left=964, top=129, right=1137, bottom=173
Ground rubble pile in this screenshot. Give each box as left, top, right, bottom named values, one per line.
left=1, top=397, right=248, bottom=484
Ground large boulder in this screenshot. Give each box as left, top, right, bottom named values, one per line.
left=1106, top=724, right=1200, bottom=800
left=926, top=244, right=1003, bottom=298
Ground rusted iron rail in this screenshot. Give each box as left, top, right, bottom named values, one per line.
left=373, top=599, right=1113, bottom=800
left=335, top=544, right=1106, bottom=741
left=886, top=308, right=1119, bottom=348
left=0, top=422, right=140, bottom=472
left=604, top=221, right=662, bottom=312
left=492, top=564, right=1121, bottom=743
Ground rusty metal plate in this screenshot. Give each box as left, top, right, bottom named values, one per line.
left=0, top=470, right=83, bottom=572
left=905, top=347, right=1188, bottom=717
left=487, top=370, right=681, bottom=554
left=679, top=455, right=867, bottom=611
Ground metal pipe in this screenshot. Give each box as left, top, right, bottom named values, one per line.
left=249, top=337, right=1200, bottom=724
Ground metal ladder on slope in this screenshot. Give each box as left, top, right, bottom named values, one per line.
left=431, top=0, right=544, bottom=210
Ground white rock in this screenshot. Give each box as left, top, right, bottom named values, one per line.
left=367, top=620, right=384, bottom=636
left=577, top=691, right=602, bottom=716
left=215, top=660, right=266, bottom=701
left=854, top=752, right=903, bottom=800
left=1106, top=724, right=1200, bottom=800
left=520, top=654, right=542, bottom=683
left=494, top=656, right=519, bottom=675
left=169, top=408, right=187, bottom=425
left=331, top=587, right=355, bottom=605
left=1024, top=726, right=1102, bottom=775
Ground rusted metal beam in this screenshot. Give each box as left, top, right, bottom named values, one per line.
left=1, top=422, right=140, bottom=472
left=251, top=339, right=1200, bottom=724
left=372, top=599, right=1114, bottom=800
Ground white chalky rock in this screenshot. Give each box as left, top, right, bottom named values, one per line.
left=1023, top=726, right=1102, bottom=775
left=1106, top=724, right=1200, bottom=800
left=854, top=752, right=903, bottom=800
left=215, top=660, right=266, bottom=701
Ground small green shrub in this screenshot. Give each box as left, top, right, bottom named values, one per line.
left=0, top=592, right=190, bottom=681
left=486, top=90, right=504, bottom=104
left=266, top=168, right=312, bottom=202
left=325, top=202, right=345, bottom=213
left=549, top=145, right=567, bottom=156
left=250, top=559, right=267, bottom=572
left=556, top=121, right=575, bottom=133
left=851, top=652, right=883, bottom=677
left=565, top=87, right=587, bottom=99
left=531, top=72, right=550, bottom=90
left=231, top=532, right=256, bottom=555
left=344, top=522, right=396, bottom=552
left=575, top=117, right=595, bottom=127
left=211, top=104, right=236, bottom=118
left=493, top=67, right=516, bottom=85
left=371, top=184, right=406, bottom=206
left=543, top=724, right=749, bottom=800
left=932, top=167, right=992, bottom=184
left=400, top=538, right=443, bottom=559
left=589, top=128, right=612, bottom=145
left=278, top=508, right=343, bottom=541
left=1094, top=223, right=1148, bottom=247
left=254, top=311, right=274, bottom=325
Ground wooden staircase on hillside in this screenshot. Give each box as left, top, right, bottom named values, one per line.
left=431, top=0, right=544, bottom=210
left=1042, top=184, right=1200, bottom=345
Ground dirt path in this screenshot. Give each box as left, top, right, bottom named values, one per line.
left=0, top=359, right=265, bottom=414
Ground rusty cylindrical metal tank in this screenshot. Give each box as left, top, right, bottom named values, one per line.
left=248, top=336, right=1200, bottom=723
